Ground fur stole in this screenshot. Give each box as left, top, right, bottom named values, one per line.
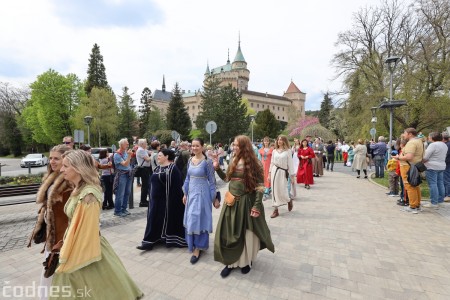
left=29, top=172, right=72, bottom=250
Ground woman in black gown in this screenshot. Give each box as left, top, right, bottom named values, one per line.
left=136, top=149, right=187, bottom=250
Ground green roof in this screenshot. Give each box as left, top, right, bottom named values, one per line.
left=233, top=44, right=245, bottom=62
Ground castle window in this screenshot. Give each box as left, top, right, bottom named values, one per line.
left=277, top=116, right=280, bottom=119
left=277, top=106, right=280, bottom=111
left=262, top=104, right=265, bottom=108
left=273, top=106, right=275, bottom=110
left=282, top=116, right=285, bottom=120
left=251, top=103, right=254, bottom=107
left=192, top=105, right=195, bottom=110
left=257, top=104, right=259, bottom=108
left=282, top=107, right=284, bottom=111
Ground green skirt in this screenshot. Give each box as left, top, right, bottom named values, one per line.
left=50, top=236, right=143, bottom=300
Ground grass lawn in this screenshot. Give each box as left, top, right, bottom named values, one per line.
left=371, top=174, right=430, bottom=199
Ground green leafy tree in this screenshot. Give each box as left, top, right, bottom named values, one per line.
left=22, top=69, right=83, bottom=145
left=85, top=43, right=109, bottom=95
left=146, top=106, right=166, bottom=135
left=117, top=86, right=138, bottom=141
left=166, top=83, right=191, bottom=140
left=318, top=92, right=334, bottom=128
left=138, top=87, right=152, bottom=137
left=73, top=87, right=119, bottom=147
left=253, top=109, right=281, bottom=139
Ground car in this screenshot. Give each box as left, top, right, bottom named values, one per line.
left=91, top=147, right=113, bottom=161
left=20, top=153, right=49, bottom=168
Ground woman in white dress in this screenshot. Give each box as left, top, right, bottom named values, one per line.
left=291, top=138, right=300, bottom=177
left=269, top=135, right=296, bottom=218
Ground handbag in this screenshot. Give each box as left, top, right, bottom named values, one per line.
left=43, top=240, right=63, bottom=278
left=132, top=160, right=145, bottom=178
left=33, top=222, right=47, bottom=244
left=224, top=191, right=236, bottom=207
left=415, top=161, right=427, bottom=172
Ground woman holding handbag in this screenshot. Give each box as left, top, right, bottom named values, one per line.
left=28, top=144, right=72, bottom=300
left=213, top=135, right=274, bottom=278
left=182, top=138, right=220, bottom=264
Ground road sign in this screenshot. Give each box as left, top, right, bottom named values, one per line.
left=370, top=128, right=376, bottom=136
left=171, top=130, right=180, bottom=141
left=205, top=121, right=217, bottom=134
left=74, top=130, right=84, bottom=143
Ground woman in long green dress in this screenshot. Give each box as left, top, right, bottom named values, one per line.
left=50, top=150, right=143, bottom=300
left=213, top=135, right=275, bottom=278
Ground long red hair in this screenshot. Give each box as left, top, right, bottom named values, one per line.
left=227, top=135, right=263, bottom=192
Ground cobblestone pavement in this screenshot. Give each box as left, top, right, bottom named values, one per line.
left=1, top=166, right=450, bottom=299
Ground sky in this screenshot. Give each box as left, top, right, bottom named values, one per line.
left=0, top=0, right=386, bottom=111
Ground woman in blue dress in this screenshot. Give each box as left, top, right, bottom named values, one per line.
left=183, top=138, right=220, bottom=264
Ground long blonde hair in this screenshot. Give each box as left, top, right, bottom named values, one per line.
left=275, top=135, right=290, bottom=150
left=62, top=150, right=100, bottom=195
left=46, top=144, right=71, bottom=175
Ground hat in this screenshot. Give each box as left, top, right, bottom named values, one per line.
left=391, top=150, right=398, bottom=156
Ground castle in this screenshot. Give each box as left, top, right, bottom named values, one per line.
left=151, top=39, right=306, bottom=127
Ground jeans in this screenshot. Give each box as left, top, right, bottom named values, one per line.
left=115, top=173, right=132, bottom=214
left=335, top=150, right=342, bottom=161
left=374, top=155, right=385, bottom=178
left=444, top=164, right=450, bottom=197
left=326, top=155, right=334, bottom=171
left=426, top=169, right=445, bottom=205
left=101, top=174, right=115, bottom=208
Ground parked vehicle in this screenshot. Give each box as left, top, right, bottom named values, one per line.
left=91, top=147, right=113, bottom=161
left=20, top=153, right=48, bottom=167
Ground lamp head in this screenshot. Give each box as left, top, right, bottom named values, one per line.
left=385, top=56, right=401, bottom=72
left=84, top=115, right=93, bottom=125
left=370, top=107, right=378, bottom=117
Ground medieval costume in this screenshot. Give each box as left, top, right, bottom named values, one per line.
left=258, top=146, right=273, bottom=195
left=311, top=142, right=324, bottom=176
left=183, top=158, right=216, bottom=252
left=270, top=149, right=296, bottom=208
left=140, top=163, right=187, bottom=248
left=297, top=147, right=315, bottom=188
left=214, top=162, right=275, bottom=268
left=28, top=171, right=72, bottom=300
left=50, top=185, right=143, bottom=300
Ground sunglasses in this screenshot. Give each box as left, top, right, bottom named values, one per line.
left=63, top=142, right=72, bottom=144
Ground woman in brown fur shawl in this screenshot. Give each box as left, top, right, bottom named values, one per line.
left=28, top=145, right=72, bottom=300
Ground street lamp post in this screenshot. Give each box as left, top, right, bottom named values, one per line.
left=384, top=56, right=400, bottom=160
left=250, top=115, right=255, bottom=143
left=370, top=107, right=378, bottom=141
left=84, top=116, right=93, bottom=146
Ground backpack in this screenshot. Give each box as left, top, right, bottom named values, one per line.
left=407, top=162, right=422, bottom=187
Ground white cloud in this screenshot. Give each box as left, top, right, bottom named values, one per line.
left=0, top=0, right=387, bottom=110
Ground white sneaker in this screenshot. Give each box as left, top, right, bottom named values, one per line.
left=402, top=206, right=419, bottom=214
left=422, top=203, right=439, bottom=209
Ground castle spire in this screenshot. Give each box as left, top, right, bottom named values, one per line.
left=204, top=61, right=210, bottom=75
left=233, top=33, right=246, bottom=62
left=227, top=48, right=230, bottom=64
left=162, top=75, right=166, bottom=92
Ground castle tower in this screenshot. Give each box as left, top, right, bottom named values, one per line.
left=231, top=37, right=249, bottom=91
left=283, top=80, right=306, bottom=118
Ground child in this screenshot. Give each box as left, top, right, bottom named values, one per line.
left=386, top=150, right=399, bottom=196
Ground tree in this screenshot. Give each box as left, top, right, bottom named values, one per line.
left=213, top=85, right=249, bottom=143
left=117, top=86, right=138, bottom=141
left=22, top=69, right=83, bottom=145
left=138, top=87, right=152, bottom=137
left=146, top=106, right=166, bottom=135
left=195, top=75, right=222, bottom=133
left=318, top=92, right=334, bottom=128
left=85, top=43, right=109, bottom=95
left=73, top=87, right=119, bottom=147
left=332, top=0, right=450, bottom=136
left=253, top=109, right=281, bottom=139
left=166, top=83, right=191, bottom=140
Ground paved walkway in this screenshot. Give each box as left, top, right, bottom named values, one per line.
left=1, top=166, right=450, bottom=299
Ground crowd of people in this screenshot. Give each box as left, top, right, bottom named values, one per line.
left=28, top=128, right=449, bottom=298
